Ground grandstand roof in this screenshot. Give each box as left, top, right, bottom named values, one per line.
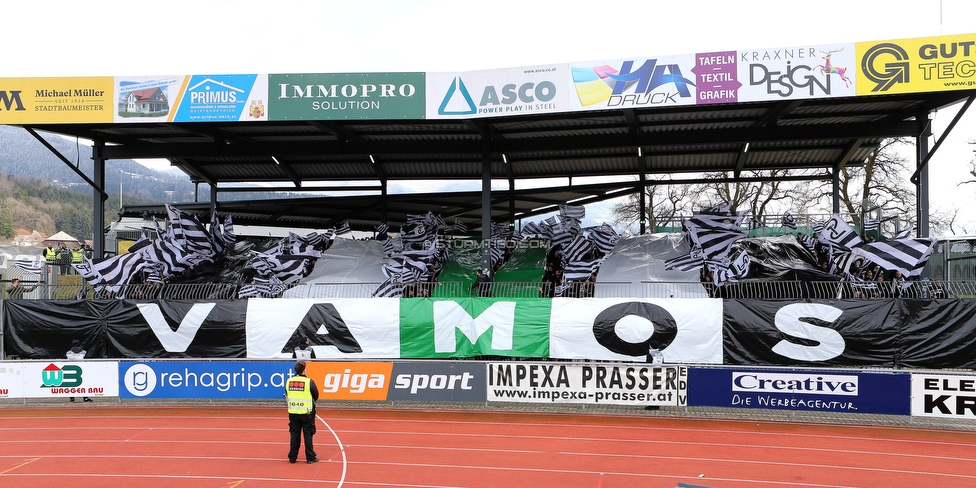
left=20, top=90, right=976, bottom=231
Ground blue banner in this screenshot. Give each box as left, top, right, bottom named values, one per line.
left=119, top=361, right=294, bottom=399
left=172, top=74, right=264, bottom=122
left=688, top=367, right=910, bottom=415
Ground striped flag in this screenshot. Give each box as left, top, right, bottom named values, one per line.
left=664, top=248, right=705, bottom=272
left=14, top=257, right=44, bottom=275
left=747, top=217, right=764, bottom=230
left=818, top=214, right=862, bottom=251
left=238, top=275, right=287, bottom=298
left=894, top=226, right=914, bottom=239
left=863, top=217, right=880, bottom=231
left=334, top=222, right=352, bottom=235
left=586, top=223, right=620, bottom=254
left=781, top=213, right=798, bottom=230
left=850, top=238, right=937, bottom=277
left=688, top=227, right=745, bottom=260
left=559, top=204, right=585, bottom=220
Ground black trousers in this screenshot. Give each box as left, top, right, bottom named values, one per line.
left=288, top=412, right=317, bottom=461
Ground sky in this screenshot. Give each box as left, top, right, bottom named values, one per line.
left=4, top=0, right=976, bottom=233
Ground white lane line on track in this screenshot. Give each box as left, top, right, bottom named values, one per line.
left=318, top=413, right=347, bottom=488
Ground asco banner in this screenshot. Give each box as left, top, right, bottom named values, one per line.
left=688, top=367, right=910, bottom=415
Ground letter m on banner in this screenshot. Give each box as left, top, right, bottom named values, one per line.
left=399, top=298, right=551, bottom=358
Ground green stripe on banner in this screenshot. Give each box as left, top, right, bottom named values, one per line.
left=399, top=298, right=551, bottom=358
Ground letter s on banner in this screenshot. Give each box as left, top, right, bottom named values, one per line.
left=771, top=303, right=845, bottom=361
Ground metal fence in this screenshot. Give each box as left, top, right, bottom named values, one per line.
left=2, top=280, right=972, bottom=301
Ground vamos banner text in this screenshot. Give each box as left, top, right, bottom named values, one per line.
left=487, top=362, right=687, bottom=407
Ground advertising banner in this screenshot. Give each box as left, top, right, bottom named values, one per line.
left=119, top=360, right=293, bottom=399
left=549, top=298, right=723, bottom=363
left=171, top=74, right=268, bottom=122
left=426, top=64, right=570, bottom=119
left=269, top=73, right=425, bottom=120
left=114, top=75, right=185, bottom=122
left=0, top=363, right=26, bottom=398
left=487, top=362, right=687, bottom=407
left=304, top=361, right=393, bottom=401
left=387, top=361, right=486, bottom=402
left=22, top=361, right=119, bottom=399
left=246, top=298, right=401, bottom=359
left=688, top=367, right=910, bottom=415
left=911, top=373, right=976, bottom=418
left=737, top=43, right=856, bottom=102
left=0, top=77, right=114, bottom=124
left=569, top=55, right=698, bottom=112
left=399, top=298, right=550, bottom=359
left=857, top=33, right=976, bottom=95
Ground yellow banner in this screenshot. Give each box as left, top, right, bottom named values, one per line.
left=857, top=33, right=976, bottom=95
left=0, top=77, right=114, bottom=124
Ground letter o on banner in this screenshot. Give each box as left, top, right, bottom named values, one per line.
left=592, top=302, right=678, bottom=357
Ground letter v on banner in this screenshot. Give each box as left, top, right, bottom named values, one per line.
left=136, top=303, right=216, bottom=352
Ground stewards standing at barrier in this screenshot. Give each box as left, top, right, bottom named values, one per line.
left=286, top=360, right=319, bottom=464
left=66, top=340, right=92, bottom=403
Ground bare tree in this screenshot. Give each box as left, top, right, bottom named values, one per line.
left=611, top=176, right=695, bottom=232
left=797, top=138, right=917, bottom=235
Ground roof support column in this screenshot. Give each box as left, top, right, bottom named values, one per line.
left=831, top=166, right=840, bottom=214
left=916, top=111, right=932, bottom=238
left=92, top=139, right=106, bottom=258
left=481, top=145, right=492, bottom=277
left=210, top=185, right=218, bottom=219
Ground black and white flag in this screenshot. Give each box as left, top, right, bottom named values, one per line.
left=781, top=212, right=798, bottom=230
left=817, top=214, right=862, bottom=251
left=850, top=238, right=937, bottom=277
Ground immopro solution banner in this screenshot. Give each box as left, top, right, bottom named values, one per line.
left=269, top=73, right=426, bottom=120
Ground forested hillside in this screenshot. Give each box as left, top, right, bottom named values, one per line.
left=0, top=125, right=195, bottom=241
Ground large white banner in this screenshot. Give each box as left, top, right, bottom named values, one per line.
left=245, top=298, right=400, bottom=359
left=426, top=64, right=571, bottom=119
left=549, top=298, right=723, bottom=363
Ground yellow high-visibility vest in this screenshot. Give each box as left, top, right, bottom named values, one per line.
left=285, top=375, right=314, bottom=414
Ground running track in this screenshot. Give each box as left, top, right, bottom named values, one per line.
left=1, top=406, right=975, bottom=487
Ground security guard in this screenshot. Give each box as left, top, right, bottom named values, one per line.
left=44, top=245, right=57, bottom=262
left=285, top=360, right=319, bottom=464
